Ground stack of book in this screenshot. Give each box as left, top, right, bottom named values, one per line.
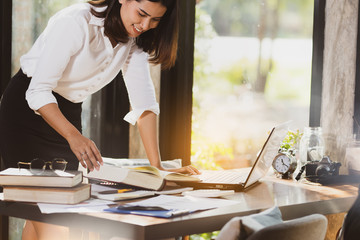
left=0, top=168, right=90, bottom=204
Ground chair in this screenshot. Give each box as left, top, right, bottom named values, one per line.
left=216, top=211, right=328, bottom=240
left=246, top=214, right=328, bottom=240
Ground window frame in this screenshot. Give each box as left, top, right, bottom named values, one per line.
left=159, top=0, right=196, bottom=166
left=354, top=0, right=360, bottom=138
left=310, top=0, right=325, bottom=127
left=0, top=0, right=12, bottom=97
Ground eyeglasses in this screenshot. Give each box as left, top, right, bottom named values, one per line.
left=17, top=158, right=68, bottom=175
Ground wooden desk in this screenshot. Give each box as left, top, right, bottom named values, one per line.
left=0, top=176, right=358, bottom=240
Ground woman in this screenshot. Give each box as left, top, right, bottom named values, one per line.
left=337, top=184, right=360, bottom=240
left=0, top=0, right=200, bottom=173
left=0, top=0, right=199, bottom=239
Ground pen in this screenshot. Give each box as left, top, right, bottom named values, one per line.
left=98, top=189, right=133, bottom=194
left=117, top=205, right=168, bottom=211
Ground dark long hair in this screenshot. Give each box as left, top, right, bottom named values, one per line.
left=88, top=0, right=178, bottom=69
left=343, top=184, right=360, bottom=239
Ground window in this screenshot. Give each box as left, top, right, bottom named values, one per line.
left=11, top=0, right=95, bottom=135
left=10, top=0, right=130, bottom=157
left=192, top=0, right=314, bottom=170
left=12, top=0, right=93, bottom=131
left=12, top=0, right=82, bottom=75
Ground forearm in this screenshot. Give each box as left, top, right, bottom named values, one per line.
left=37, top=103, right=103, bottom=171
left=37, top=103, right=81, bottom=141
left=137, top=111, right=163, bottom=169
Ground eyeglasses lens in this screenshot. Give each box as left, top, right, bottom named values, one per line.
left=30, top=158, right=45, bottom=174
left=52, top=158, right=67, bottom=171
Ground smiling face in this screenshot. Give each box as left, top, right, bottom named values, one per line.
left=119, top=0, right=167, bottom=38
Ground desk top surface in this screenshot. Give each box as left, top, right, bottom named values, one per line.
left=1, top=175, right=358, bottom=239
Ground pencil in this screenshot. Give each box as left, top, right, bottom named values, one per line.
left=98, top=189, right=133, bottom=194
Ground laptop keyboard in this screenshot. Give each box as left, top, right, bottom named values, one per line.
left=197, top=170, right=249, bottom=183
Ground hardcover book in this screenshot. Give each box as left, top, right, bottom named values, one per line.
left=3, top=183, right=91, bottom=204
left=0, top=168, right=83, bottom=187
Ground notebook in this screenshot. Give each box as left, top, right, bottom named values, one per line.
left=177, top=122, right=289, bottom=191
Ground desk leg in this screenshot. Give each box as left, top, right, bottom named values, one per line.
left=68, top=229, right=103, bottom=240
left=69, top=228, right=84, bottom=240
left=0, top=215, right=9, bottom=240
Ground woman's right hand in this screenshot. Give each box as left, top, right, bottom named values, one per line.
left=37, top=103, right=103, bottom=172
left=163, top=165, right=201, bottom=175
left=67, top=132, right=103, bottom=171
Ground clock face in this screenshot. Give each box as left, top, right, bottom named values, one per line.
left=273, top=154, right=292, bottom=174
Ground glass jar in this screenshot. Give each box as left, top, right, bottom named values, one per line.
left=345, top=136, right=360, bottom=175
left=294, top=127, right=325, bottom=180
left=299, top=127, right=325, bottom=164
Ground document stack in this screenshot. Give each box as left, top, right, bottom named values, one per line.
left=0, top=168, right=90, bottom=204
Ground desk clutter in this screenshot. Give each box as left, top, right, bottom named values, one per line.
left=90, top=182, right=238, bottom=218
left=0, top=164, right=238, bottom=218
left=29, top=183, right=238, bottom=217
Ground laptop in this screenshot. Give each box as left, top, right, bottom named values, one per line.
left=178, top=122, right=289, bottom=191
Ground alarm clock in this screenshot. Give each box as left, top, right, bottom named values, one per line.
left=272, top=152, right=297, bottom=179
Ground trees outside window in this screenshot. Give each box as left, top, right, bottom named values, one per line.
left=192, top=0, right=314, bottom=170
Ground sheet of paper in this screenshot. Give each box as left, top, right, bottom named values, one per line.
left=156, top=187, right=194, bottom=195
left=124, top=194, right=239, bottom=212
left=91, top=183, right=193, bottom=201
left=181, top=189, right=235, bottom=198
left=102, top=158, right=182, bottom=168
left=38, top=198, right=113, bottom=214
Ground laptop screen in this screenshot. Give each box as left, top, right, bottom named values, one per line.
left=244, top=122, right=289, bottom=188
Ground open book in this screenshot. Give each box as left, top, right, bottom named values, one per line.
left=85, top=165, right=200, bottom=191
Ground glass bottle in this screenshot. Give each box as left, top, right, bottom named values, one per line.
left=294, top=127, right=325, bottom=180
left=345, top=135, right=360, bottom=175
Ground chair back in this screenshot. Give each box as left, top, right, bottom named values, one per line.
left=247, top=214, right=327, bottom=240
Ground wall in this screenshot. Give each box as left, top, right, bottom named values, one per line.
left=321, top=0, right=359, bottom=173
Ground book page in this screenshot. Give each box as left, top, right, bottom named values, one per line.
left=103, top=158, right=151, bottom=167
left=102, top=158, right=182, bottom=168
left=158, top=170, right=201, bottom=182
left=86, top=165, right=129, bottom=182
left=131, top=166, right=161, bottom=177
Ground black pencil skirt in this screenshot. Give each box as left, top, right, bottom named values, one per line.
left=0, top=69, right=82, bottom=170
